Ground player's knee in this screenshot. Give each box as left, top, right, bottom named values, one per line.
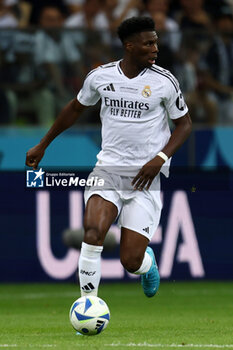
left=120, top=253, right=142, bottom=273
left=84, top=227, right=103, bottom=246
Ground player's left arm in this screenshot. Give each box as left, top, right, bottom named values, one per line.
left=132, top=112, right=192, bottom=190
left=161, top=112, right=192, bottom=158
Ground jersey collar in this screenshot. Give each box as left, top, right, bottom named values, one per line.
left=117, top=60, right=148, bottom=80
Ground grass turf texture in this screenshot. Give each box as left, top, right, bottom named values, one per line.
left=0, top=282, right=232, bottom=350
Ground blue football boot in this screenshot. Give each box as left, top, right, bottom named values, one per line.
left=141, top=246, right=160, bottom=297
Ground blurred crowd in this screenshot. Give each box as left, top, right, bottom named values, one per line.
left=0, top=0, right=233, bottom=126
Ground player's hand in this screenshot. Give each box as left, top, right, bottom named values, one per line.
left=132, top=156, right=165, bottom=191
left=25, top=144, right=46, bottom=170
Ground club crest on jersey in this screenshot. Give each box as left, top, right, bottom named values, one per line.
left=142, top=85, right=151, bottom=98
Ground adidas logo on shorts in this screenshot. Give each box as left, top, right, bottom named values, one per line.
left=143, top=227, right=150, bottom=234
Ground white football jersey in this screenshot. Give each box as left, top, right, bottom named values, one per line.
left=77, top=60, right=188, bottom=177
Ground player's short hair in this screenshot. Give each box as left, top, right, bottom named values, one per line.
left=117, top=16, right=156, bottom=43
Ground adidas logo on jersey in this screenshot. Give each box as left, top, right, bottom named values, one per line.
left=103, top=83, right=115, bottom=92
left=143, top=227, right=149, bottom=234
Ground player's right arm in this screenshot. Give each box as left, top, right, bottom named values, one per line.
left=25, top=99, right=86, bottom=169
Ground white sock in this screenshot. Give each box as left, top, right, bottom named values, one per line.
left=133, top=251, right=152, bottom=275
left=78, top=242, right=103, bottom=296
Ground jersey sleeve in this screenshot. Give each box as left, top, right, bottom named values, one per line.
left=163, top=74, right=188, bottom=120
left=77, top=69, right=100, bottom=106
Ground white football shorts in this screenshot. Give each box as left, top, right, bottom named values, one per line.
left=84, top=167, right=162, bottom=241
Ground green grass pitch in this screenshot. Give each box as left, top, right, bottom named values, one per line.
left=0, top=281, right=232, bottom=350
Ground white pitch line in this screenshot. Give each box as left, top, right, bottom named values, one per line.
left=29, top=345, right=57, bottom=348
left=0, top=345, right=56, bottom=349
left=104, top=343, right=233, bottom=349
left=0, top=288, right=232, bottom=301
left=0, top=291, right=79, bottom=300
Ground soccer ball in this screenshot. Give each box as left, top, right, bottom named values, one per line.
left=69, top=296, right=110, bottom=336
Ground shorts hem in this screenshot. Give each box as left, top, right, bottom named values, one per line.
left=84, top=191, right=121, bottom=216
left=119, top=224, right=153, bottom=241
